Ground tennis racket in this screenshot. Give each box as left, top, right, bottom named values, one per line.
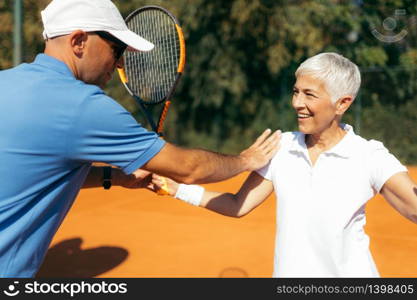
left=117, top=6, right=185, bottom=195
left=117, top=5, right=186, bottom=137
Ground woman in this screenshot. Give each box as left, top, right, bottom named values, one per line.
left=152, top=52, right=417, bottom=277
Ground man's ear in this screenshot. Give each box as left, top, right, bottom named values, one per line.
left=335, top=95, right=354, bottom=116
left=69, top=30, right=88, bottom=58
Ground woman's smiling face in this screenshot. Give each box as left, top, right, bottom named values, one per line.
left=292, top=74, right=338, bottom=135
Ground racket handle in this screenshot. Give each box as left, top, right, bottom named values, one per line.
left=156, top=102, right=172, bottom=195
left=156, top=177, right=170, bottom=195
left=157, top=100, right=171, bottom=135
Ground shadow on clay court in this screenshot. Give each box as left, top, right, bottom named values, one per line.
left=36, top=238, right=128, bottom=278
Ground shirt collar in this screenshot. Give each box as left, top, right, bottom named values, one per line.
left=33, top=53, right=74, bottom=78
left=324, top=124, right=356, bottom=158
left=288, top=123, right=357, bottom=159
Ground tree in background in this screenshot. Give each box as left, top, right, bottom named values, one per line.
left=1, top=0, right=416, bottom=163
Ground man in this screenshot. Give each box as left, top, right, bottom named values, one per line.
left=153, top=52, right=417, bottom=277
left=0, top=0, right=280, bottom=277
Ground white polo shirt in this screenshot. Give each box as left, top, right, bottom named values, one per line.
left=257, top=124, right=407, bottom=277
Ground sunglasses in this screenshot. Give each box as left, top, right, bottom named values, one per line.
left=94, top=31, right=127, bottom=60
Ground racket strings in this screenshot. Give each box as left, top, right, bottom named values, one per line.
left=125, top=9, right=180, bottom=104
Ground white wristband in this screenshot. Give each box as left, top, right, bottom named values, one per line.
left=175, top=184, right=205, bottom=206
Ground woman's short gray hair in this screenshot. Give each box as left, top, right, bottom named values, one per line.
left=295, top=52, right=361, bottom=103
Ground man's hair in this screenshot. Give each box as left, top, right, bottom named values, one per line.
left=295, top=52, right=361, bottom=103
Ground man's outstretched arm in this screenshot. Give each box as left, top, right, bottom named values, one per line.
left=142, top=129, right=281, bottom=184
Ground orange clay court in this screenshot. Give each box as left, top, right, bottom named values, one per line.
left=37, top=166, right=417, bottom=278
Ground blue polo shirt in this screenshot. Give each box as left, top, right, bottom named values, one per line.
left=0, top=54, right=165, bottom=277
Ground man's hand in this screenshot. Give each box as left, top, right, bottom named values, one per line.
left=239, top=129, right=281, bottom=171
left=114, top=168, right=153, bottom=189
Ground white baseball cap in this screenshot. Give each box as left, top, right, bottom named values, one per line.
left=41, top=0, right=154, bottom=52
